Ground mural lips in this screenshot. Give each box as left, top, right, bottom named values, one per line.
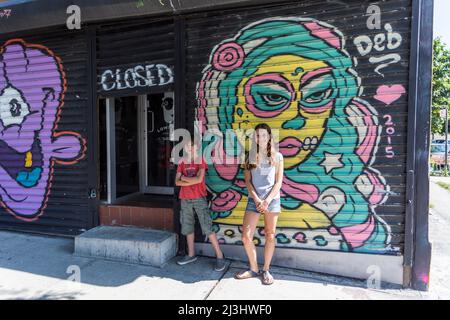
left=0, top=132, right=43, bottom=188
left=278, top=137, right=303, bottom=157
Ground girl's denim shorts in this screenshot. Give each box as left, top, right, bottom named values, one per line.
left=246, top=197, right=281, bottom=214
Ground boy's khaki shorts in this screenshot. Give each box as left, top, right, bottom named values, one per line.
left=180, top=197, right=213, bottom=236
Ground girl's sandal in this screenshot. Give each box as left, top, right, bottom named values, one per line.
left=234, top=269, right=260, bottom=280
left=261, top=270, right=274, bottom=285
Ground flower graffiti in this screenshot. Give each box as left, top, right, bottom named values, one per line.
left=0, top=39, right=86, bottom=221
left=196, top=17, right=394, bottom=253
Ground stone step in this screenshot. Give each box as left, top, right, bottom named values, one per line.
left=74, top=226, right=177, bottom=267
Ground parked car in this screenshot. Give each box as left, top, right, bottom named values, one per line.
left=433, top=139, right=450, bottom=145
left=430, top=143, right=450, bottom=170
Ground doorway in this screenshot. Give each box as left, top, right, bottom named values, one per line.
left=139, top=92, right=175, bottom=195
left=98, top=92, right=175, bottom=204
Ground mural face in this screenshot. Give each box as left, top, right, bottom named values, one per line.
left=0, top=39, right=86, bottom=221
left=231, top=55, right=333, bottom=169
left=196, top=17, right=395, bottom=254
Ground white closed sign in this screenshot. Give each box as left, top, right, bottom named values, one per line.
left=100, top=64, right=174, bottom=92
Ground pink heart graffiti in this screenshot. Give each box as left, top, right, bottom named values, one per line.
left=374, top=85, right=406, bottom=105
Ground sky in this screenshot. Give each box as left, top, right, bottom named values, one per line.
left=434, top=0, right=450, bottom=46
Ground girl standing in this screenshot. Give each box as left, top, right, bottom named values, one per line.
left=235, top=123, right=284, bottom=285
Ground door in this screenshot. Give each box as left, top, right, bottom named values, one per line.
left=114, top=96, right=140, bottom=199
left=99, top=93, right=174, bottom=203
left=100, top=96, right=140, bottom=204
left=140, top=92, right=175, bottom=195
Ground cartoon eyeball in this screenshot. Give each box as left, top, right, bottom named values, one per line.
left=0, top=86, right=31, bottom=127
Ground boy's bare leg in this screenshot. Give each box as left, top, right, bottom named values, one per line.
left=208, top=233, right=224, bottom=259
left=186, top=233, right=195, bottom=257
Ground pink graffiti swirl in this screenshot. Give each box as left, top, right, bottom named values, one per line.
left=212, top=41, right=245, bottom=72
left=211, top=189, right=242, bottom=212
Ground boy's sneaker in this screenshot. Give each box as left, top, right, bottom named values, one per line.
left=215, top=255, right=227, bottom=272
left=177, top=255, right=198, bottom=266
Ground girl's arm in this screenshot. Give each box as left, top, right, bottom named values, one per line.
left=244, top=168, right=262, bottom=204
left=261, top=156, right=284, bottom=208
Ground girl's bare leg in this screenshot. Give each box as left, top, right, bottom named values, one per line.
left=263, top=212, right=279, bottom=271
left=241, top=212, right=260, bottom=272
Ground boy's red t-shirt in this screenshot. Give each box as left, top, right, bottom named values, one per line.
left=177, top=157, right=208, bottom=199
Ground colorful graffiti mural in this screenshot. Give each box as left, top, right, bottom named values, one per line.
left=0, top=39, right=86, bottom=221
left=196, top=17, right=399, bottom=254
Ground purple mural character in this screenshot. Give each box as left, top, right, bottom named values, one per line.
left=0, top=39, right=86, bottom=221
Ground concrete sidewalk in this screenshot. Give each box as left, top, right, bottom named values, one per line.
left=0, top=230, right=440, bottom=300
left=429, top=176, right=450, bottom=299
left=0, top=176, right=448, bottom=300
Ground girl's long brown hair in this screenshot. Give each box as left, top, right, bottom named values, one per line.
left=244, top=123, right=276, bottom=170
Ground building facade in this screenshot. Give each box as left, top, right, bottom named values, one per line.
left=0, top=0, right=433, bottom=290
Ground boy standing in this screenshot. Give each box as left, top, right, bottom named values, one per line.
left=175, top=141, right=226, bottom=271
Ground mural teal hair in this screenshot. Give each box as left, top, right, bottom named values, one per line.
left=212, top=19, right=388, bottom=252
left=216, top=20, right=359, bottom=130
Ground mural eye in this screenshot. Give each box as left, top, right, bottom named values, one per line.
left=304, top=88, right=333, bottom=104
left=251, top=82, right=292, bottom=111
left=0, top=85, right=30, bottom=127
left=10, top=99, right=22, bottom=117
left=244, top=74, right=294, bottom=118
left=262, top=93, right=288, bottom=106
left=300, top=73, right=336, bottom=109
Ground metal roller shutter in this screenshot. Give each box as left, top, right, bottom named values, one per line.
left=0, top=27, right=91, bottom=235
left=96, top=18, right=175, bottom=97
left=186, top=0, right=411, bottom=256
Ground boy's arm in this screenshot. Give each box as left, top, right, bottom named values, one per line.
left=181, top=168, right=205, bottom=185
left=175, top=172, right=192, bottom=187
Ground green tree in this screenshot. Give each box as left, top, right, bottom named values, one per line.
left=432, top=37, right=450, bottom=136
